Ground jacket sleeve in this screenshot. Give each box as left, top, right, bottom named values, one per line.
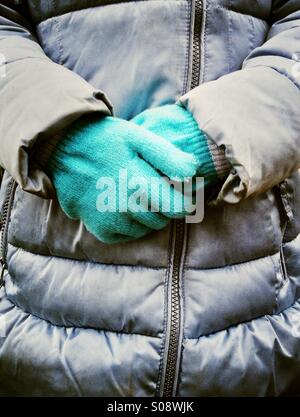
left=0, top=1, right=112, bottom=198
left=178, top=0, right=300, bottom=205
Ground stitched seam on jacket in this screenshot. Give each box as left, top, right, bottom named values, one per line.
left=186, top=294, right=300, bottom=341
left=155, top=223, right=174, bottom=395
left=8, top=234, right=300, bottom=271
left=37, top=0, right=191, bottom=25
left=3, top=286, right=162, bottom=339
left=200, top=0, right=206, bottom=83
left=181, top=1, right=191, bottom=97
left=206, top=3, right=268, bottom=22
left=270, top=252, right=281, bottom=311
left=184, top=237, right=299, bottom=271
left=3, top=56, right=49, bottom=65
left=227, top=0, right=233, bottom=73
left=7, top=243, right=168, bottom=270
left=260, top=66, right=300, bottom=92
left=52, top=0, right=64, bottom=65
left=248, top=13, right=256, bottom=53
left=181, top=226, right=189, bottom=341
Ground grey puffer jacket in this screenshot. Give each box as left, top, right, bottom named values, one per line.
left=1, top=0, right=300, bottom=397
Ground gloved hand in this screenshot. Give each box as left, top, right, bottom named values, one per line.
left=132, top=104, right=230, bottom=186
left=42, top=115, right=198, bottom=244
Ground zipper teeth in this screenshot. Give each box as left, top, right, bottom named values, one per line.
left=0, top=179, right=16, bottom=267
left=162, top=0, right=203, bottom=397
left=163, top=221, right=185, bottom=397
left=280, top=244, right=288, bottom=284
left=275, top=184, right=289, bottom=285
left=191, top=0, right=202, bottom=89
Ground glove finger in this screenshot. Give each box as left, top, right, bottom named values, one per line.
left=128, top=209, right=170, bottom=230
left=97, top=220, right=152, bottom=244
left=132, top=158, right=194, bottom=219
left=88, top=222, right=152, bottom=244
left=95, top=231, right=144, bottom=244
left=131, top=128, right=198, bottom=181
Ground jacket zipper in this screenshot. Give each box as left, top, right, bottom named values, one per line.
left=275, top=183, right=291, bottom=286
left=0, top=178, right=16, bottom=287
left=161, top=0, right=203, bottom=397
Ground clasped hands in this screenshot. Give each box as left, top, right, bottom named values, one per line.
left=46, top=104, right=211, bottom=243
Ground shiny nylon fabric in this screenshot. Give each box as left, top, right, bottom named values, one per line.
left=1, top=0, right=300, bottom=396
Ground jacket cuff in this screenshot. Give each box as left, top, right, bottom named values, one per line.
left=207, top=140, right=232, bottom=179
left=35, top=114, right=104, bottom=172
left=177, top=66, right=300, bottom=204
left=36, top=133, right=63, bottom=170
left=178, top=115, right=231, bottom=184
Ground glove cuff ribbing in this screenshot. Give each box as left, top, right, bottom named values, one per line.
left=35, top=115, right=99, bottom=173
left=172, top=109, right=231, bottom=184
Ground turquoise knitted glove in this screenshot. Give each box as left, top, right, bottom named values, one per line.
left=43, top=115, right=198, bottom=244
left=132, top=104, right=231, bottom=186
